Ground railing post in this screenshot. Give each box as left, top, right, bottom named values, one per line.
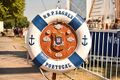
left=52, top=73, right=56, bottom=80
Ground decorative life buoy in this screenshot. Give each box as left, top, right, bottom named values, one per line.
left=27, top=9, right=91, bottom=73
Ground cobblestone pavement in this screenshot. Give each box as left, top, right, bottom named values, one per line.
left=0, top=37, right=103, bottom=80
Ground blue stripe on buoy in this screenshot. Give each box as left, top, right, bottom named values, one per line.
left=33, top=52, right=48, bottom=67
left=68, top=14, right=84, bottom=31
left=68, top=52, right=84, bottom=67
left=32, top=15, right=48, bottom=31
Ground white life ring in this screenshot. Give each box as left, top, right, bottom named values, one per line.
left=27, top=9, right=91, bottom=73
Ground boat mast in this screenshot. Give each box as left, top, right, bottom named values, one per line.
left=66, top=0, right=70, bottom=10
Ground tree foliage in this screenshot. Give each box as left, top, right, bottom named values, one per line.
left=16, top=17, right=29, bottom=28
left=4, top=19, right=15, bottom=29
left=0, top=2, right=9, bottom=20
left=0, top=0, right=29, bottom=28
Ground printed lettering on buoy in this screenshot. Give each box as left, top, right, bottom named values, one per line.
left=27, top=9, right=91, bottom=73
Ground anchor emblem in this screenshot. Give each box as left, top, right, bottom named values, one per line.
left=82, top=35, right=88, bottom=46
left=29, top=35, right=35, bottom=45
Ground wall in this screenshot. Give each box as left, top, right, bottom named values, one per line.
left=0, top=21, right=4, bottom=32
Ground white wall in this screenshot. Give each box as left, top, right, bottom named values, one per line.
left=0, top=21, right=4, bottom=32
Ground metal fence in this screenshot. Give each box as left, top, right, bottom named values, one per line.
left=81, top=29, right=120, bottom=80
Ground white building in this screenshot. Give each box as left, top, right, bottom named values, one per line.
left=86, top=0, right=115, bottom=21
left=0, top=21, right=4, bottom=32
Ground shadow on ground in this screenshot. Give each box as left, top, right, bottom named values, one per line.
left=0, top=51, right=28, bottom=59
left=0, top=51, right=40, bottom=75
left=0, top=67, right=40, bottom=74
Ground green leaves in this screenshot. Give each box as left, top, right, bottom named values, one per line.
left=16, top=17, right=29, bottom=28
left=0, top=0, right=29, bottom=28
left=10, top=0, right=25, bottom=17
left=0, top=2, right=8, bottom=20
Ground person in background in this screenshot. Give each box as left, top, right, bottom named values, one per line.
left=112, top=18, right=120, bottom=29
left=19, top=28, right=23, bottom=37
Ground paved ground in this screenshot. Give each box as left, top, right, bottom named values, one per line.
left=0, top=37, right=103, bottom=80
left=0, top=37, right=26, bottom=51
left=0, top=37, right=51, bottom=80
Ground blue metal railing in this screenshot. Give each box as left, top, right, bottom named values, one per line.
left=90, top=29, right=120, bottom=58
left=82, top=29, right=120, bottom=80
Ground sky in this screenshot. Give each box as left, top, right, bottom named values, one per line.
left=24, top=0, right=67, bottom=21
left=24, top=0, right=86, bottom=21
